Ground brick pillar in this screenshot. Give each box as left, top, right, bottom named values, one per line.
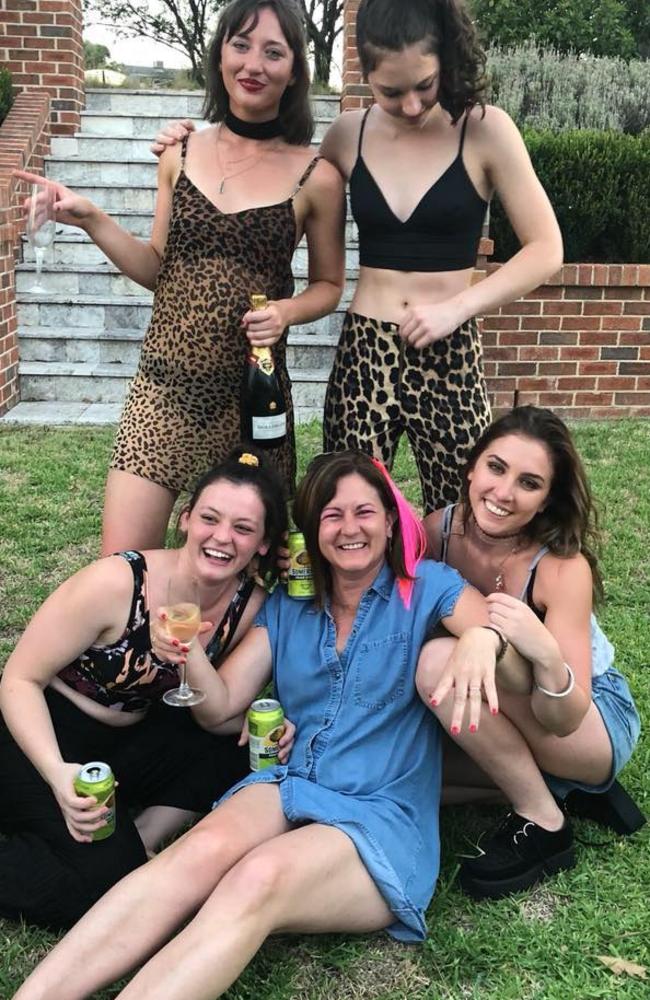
left=0, top=0, right=84, bottom=136
left=341, top=0, right=372, bottom=111
left=0, top=90, right=51, bottom=415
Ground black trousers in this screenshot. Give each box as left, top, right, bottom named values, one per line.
left=0, top=688, right=248, bottom=929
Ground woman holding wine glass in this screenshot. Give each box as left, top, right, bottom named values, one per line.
left=0, top=448, right=292, bottom=930
left=15, top=0, right=345, bottom=556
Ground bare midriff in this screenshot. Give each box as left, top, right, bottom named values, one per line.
left=49, top=676, right=146, bottom=727
left=349, top=264, right=475, bottom=325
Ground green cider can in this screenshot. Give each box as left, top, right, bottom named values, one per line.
left=248, top=699, right=285, bottom=771
left=287, top=529, right=315, bottom=599
left=73, top=761, right=116, bottom=841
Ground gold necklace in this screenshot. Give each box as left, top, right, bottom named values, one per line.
left=214, top=126, right=275, bottom=194
left=493, top=541, right=523, bottom=592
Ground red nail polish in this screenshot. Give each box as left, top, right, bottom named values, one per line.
left=469, top=724, right=477, bottom=733
left=172, top=639, right=179, bottom=647
left=450, top=725, right=460, bottom=735
left=430, top=697, right=438, bottom=706
left=491, top=707, right=499, bottom=715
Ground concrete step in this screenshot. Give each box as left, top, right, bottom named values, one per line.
left=18, top=360, right=331, bottom=410
left=20, top=231, right=360, bottom=269
left=15, top=261, right=359, bottom=301
left=2, top=400, right=323, bottom=426
left=46, top=157, right=160, bottom=186
left=84, top=88, right=340, bottom=121
left=52, top=119, right=331, bottom=154
left=18, top=325, right=343, bottom=369
left=17, top=292, right=350, bottom=334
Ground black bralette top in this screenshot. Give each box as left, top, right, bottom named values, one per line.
left=349, top=107, right=488, bottom=272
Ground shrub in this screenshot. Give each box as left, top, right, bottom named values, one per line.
left=487, top=42, right=650, bottom=134
left=490, top=129, right=650, bottom=263
left=0, top=68, right=13, bottom=126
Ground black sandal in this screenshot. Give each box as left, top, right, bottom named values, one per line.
left=563, top=780, right=646, bottom=836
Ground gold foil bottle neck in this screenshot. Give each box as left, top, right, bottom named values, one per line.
left=250, top=293, right=268, bottom=311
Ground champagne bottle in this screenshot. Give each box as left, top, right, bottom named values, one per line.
left=240, top=293, right=288, bottom=449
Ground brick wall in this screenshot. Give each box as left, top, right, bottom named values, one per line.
left=341, top=0, right=372, bottom=111
left=482, top=265, right=650, bottom=418
left=0, top=0, right=84, bottom=136
left=0, top=89, right=51, bottom=416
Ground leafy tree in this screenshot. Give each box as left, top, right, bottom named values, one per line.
left=83, top=40, right=112, bottom=69
left=620, top=1, right=650, bottom=57
left=470, top=0, right=638, bottom=59
left=84, top=0, right=222, bottom=85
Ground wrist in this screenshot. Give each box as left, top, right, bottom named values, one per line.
left=448, top=290, right=473, bottom=328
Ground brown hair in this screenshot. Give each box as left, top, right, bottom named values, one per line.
left=460, top=406, right=604, bottom=604
left=292, top=451, right=412, bottom=606
left=179, top=446, right=288, bottom=585
left=202, top=0, right=313, bottom=145
left=356, top=0, right=487, bottom=123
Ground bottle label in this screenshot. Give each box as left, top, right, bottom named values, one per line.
left=251, top=348, right=275, bottom=376
left=252, top=412, right=287, bottom=440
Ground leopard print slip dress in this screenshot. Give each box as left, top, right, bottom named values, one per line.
left=111, top=135, right=319, bottom=497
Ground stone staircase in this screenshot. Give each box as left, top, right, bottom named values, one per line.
left=8, top=89, right=353, bottom=425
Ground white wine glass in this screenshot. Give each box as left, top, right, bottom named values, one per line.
left=26, top=181, right=56, bottom=294
left=162, top=575, right=206, bottom=707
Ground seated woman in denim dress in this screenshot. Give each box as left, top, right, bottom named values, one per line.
left=15, top=451, right=504, bottom=1000
left=417, top=406, right=642, bottom=901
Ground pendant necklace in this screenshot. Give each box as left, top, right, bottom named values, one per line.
left=215, top=124, right=278, bottom=194
left=469, top=514, right=523, bottom=593
left=493, top=539, right=523, bottom=592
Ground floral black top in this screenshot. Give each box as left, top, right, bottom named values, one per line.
left=56, top=551, right=255, bottom=713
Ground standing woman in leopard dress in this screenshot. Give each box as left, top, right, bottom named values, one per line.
left=17, top=0, right=344, bottom=554
left=319, top=0, right=563, bottom=513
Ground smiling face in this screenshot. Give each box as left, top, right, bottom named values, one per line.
left=220, top=6, right=294, bottom=121
left=317, top=473, right=394, bottom=583
left=367, top=43, right=441, bottom=125
left=182, top=479, right=269, bottom=580
left=467, top=434, right=554, bottom=537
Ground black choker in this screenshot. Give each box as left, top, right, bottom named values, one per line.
left=224, top=110, right=283, bottom=140
left=470, top=512, right=523, bottom=542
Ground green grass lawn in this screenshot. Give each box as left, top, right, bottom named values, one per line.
left=0, top=420, right=648, bottom=999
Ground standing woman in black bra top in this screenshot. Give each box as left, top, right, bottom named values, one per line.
left=320, top=0, right=563, bottom=514
left=15, top=0, right=345, bottom=556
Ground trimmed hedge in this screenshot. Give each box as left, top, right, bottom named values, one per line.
left=487, top=42, right=650, bottom=134
left=491, top=128, right=650, bottom=263
left=0, top=68, right=13, bottom=127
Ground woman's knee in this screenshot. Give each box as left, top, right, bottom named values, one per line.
left=220, top=847, right=286, bottom=919
left=160, top=816, right=236, bottom=885
left=416, top=637, right=457, bottom=703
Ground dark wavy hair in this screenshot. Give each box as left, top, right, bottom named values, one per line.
left=460, top=406, right=603, bottom=604
left=356, top=0, right=487, bottom=123
left=292, top=451, right=413, bottom=607
left=202, top=0, right=314, bottom=145
left=180, top=446, right=288, bottom=585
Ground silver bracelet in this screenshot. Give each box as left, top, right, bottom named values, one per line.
left=534, top=662, right=575, bottom=698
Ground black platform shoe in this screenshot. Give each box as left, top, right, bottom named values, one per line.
left=563, top=780, right=646, bottom=836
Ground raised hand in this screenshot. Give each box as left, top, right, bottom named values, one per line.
left=13, top=169, right=98, bottom=230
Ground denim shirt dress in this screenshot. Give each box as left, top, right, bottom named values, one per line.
left=218, top=560, right=466, bottom=941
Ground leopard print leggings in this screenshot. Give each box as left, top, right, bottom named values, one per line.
left=323, top=311, right=491, bottom=513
